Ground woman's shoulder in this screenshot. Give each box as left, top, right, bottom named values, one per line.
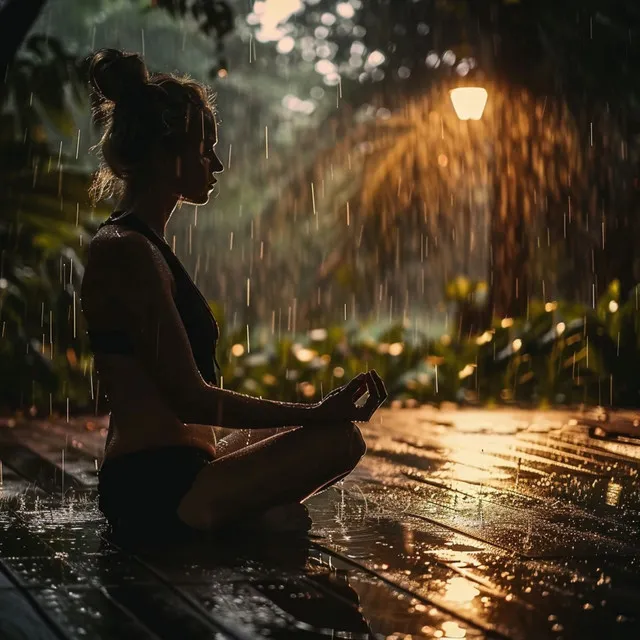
left=89, top=224, right=163, bottom=264
left=84, top=226, right=175, bottom=299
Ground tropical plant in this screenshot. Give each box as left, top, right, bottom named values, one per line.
left=256, top=79, right=586, bottom=329
left=0, top=0, right=238, bottom=413
left=0, top=35, right=105, bottom=412
left=0, top=0, right=234, bottom=80
left=211, top=279, right=640, bottom=410
left=247, top=0, right=640, bottom=329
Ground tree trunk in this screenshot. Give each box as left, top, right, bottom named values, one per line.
left=469, top=1, right=530, bottom=324
left=0, top=0, right=47, bottom=80
left=488, top=191, right=529, bottom=320
left=480, top=90, right=531, bottom=325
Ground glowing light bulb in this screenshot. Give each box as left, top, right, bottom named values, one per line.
left=450, top=87, right=488, bottom=121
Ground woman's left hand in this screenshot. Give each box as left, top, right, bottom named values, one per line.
left=315, top=370, right=388, bottom=423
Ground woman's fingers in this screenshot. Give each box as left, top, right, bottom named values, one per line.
left=350, top=373, right=370, bottom=403
left=323, top=372, right=387, bottom=422
left=369, top=369, right=388, bottom=405
left=353, top=374, right=383, bottom=421
left=347, top=373, right=367, bottom=391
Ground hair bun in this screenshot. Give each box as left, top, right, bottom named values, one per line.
left=89, top=48, right=149, bottom=103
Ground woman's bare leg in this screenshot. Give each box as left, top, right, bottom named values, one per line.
left=214, top=427, right=295, bottom=458
left=212, top=427, right=322, bottom=532
left=177, top=421, right=366, bottom=531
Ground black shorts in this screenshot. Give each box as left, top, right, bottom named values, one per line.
left=98, top=446, right=214, bottom=541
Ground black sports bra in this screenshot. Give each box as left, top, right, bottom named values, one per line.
left=86, top=210, right=220, bottom=386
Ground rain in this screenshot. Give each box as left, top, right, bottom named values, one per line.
left=1, top=0, right=640, bottom=638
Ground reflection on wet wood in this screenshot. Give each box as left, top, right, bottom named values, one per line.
left=0, top=408, right=639, bottom=639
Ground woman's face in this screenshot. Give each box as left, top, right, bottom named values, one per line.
left=175, top=106, right=224, bottom=205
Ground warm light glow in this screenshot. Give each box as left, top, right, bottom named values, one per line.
left=444, top=577, right=480, bottom=603
left=605, top=480, right=622, bottom=506
left=449, top=87, right=488, bottom=121
left=475, top=330, right=493, bottom=345
left=299, top=381, right=316, bottom=397
left=441, top=621, right=467, bottom=638
left=253, top=0, right=303, bottom=42
left=336, top=2, right=355, bottom=19
left=388, top=342, right=404, bottom=356
left=609, top=300, right=619, bottom=313
left=458, top=364, right=475, bottom=379
left=231, top=343, right=245, bottom=357
left=276, top=36, right=295, bottom=54
left=309, top=328, right=328, bottom=341
left=294, top=347, right=316, bottom=362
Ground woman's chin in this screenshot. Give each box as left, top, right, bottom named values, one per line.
left=182, top=191, right=210, bottom=206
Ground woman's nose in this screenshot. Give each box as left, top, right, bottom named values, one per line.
left=212, top=152, right=224, bottom=173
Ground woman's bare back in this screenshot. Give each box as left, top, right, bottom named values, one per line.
left=81, top=225, right=216, bottom=460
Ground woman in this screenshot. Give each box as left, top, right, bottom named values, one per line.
left=80, top=49, right=387, bottom=540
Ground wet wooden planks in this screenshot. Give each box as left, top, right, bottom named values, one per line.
left=0, top=415, right=490, bottom=640
left=1, top=408, right=640, bottom=638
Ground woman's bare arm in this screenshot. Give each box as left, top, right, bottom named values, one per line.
left=84, top=232, right=321, bottom=430
left=189, top=384, right=317, bottom=429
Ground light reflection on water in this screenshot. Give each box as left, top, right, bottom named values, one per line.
left=443, top=576, right=480, bottom=604
left=440, top=620, right=468, bottom=638
left=605, top=480, right=622, bottom=507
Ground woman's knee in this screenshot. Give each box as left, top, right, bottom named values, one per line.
left=349, top=422, right=367, bottom=460
left=324, top=421, right=367, bottom=467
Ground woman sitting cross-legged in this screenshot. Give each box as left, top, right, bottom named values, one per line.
left=80, top=49, right=387, bottom=540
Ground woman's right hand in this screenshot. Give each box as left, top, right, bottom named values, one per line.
left=314, top=370, right=387, bottom=423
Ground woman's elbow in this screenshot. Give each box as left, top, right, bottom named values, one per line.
left=171, top=382, right=216, bottom=424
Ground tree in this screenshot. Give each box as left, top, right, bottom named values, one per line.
left=0, top=0, right=234, bottom=82
left=0, top=34, right=104, bottom=410
left=0, top=0, right=47, bottom=82
left=252, top=0, right=640, bottom=327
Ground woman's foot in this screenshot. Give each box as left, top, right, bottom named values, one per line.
left=234, top=502, right=312, bottom=535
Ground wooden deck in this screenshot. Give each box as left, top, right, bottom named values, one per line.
left=1, top=408, right=639, bottom=639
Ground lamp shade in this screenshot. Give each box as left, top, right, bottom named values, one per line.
left=449, top=87, right=488, bottom=121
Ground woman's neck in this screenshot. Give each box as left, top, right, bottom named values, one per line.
left=118, top=183, right=180, bottom=238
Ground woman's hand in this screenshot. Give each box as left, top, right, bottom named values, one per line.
left=314, top=370, right=387, bottom=423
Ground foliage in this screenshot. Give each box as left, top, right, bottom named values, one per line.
left=204, top=280, right=640, bottom=411
left=9, top=279, right=640, bottom=417
left=257, top=79, right=585, bottom=326
left=0, top=0, right=238, bottom=413
left=0, top=35, right=108, bottom=412
left=148, top=0, right=233, bottom=76
left=1, top=0, right=235, bottom=80
left=246, top=0, right=640, bottom=326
